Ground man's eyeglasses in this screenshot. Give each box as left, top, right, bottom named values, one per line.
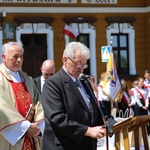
left=67, top=57, right=88, bottom=69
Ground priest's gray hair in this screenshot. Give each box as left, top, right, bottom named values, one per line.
left=2, top=41, right=24, bottom=54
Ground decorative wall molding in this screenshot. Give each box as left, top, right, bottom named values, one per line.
left=105, top=17, right=136, bottom=24
left=14, top=17, right=55, bottom=25
left=63, top=17, right=97, bottom=24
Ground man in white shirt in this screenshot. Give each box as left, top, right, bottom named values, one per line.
left=33, top=60, right=55, bottom=93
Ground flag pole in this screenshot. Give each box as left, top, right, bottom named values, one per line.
left=105, top=36, right=113, bottom=150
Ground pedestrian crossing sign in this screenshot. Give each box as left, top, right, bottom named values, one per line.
left=101, top=46, right=111, bottom=62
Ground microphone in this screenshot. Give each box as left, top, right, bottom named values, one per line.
left=79, top=74, right=91, bottom=80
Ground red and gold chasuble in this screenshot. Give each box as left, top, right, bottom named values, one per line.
left=10, top=82, right=34, bottom=150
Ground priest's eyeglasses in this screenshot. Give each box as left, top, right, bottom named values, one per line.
left=67, top=57, right=88, bottom=69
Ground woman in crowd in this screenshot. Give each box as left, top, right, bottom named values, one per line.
left=129, top=80, right=138, bottom=113
left=134, top=77, right=149, bottom=116
left=97, top=72, right=111, bottom=117
left=114, top=79, right=132, bottom=118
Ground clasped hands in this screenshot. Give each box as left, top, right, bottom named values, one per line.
left=26, top=122, right=41, bottom=138
left=85, top=126, right=106, bottom=139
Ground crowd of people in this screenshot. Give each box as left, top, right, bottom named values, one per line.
left=0, top=41, right=106, bottom=150
left=92, top=70, right=150, bottom=138
left=97, top=70, right=150, bottom=135
left=0, top=41, right=150, bottom=150
left=115, top=73, right=150, bottom=118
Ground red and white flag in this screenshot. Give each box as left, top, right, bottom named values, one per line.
left=63, top=25, right=79, bottom=39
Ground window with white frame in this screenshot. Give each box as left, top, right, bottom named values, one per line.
left=106, top=23, right=136, bottom=75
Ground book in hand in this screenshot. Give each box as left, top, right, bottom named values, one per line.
left=26, top=104, right=35, bottom=122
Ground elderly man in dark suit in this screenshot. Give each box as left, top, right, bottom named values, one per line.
left=41, top=42, right=106, bottom=150
left=33, top=59, right=55, bottom=93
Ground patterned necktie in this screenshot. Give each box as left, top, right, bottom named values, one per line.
left=75, top=79, right=93, bottom=111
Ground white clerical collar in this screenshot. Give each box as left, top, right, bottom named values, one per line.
left=5, top=67, right=22, bottom=82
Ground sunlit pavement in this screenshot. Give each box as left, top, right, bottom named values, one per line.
left=97, top=135, right=150, bottom=150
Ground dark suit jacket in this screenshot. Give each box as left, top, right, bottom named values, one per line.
left=33, top=76, right=41, bottom=94
left=41, top=68, right=103, bottom=150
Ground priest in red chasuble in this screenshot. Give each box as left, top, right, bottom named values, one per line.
left=0, top=41, right=44, bottom=150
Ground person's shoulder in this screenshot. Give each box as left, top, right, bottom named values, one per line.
left=19, top=70, right=34, bottom=81
left=33, top=76, right=41, bottom=81
left=19, top=70, right=29, bottom=76
left=48, top=68, right=69, bottom=83
left=48, top=71, right=62, bottom=81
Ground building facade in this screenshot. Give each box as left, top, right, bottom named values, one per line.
left=0, top=0, right=150, bottom=86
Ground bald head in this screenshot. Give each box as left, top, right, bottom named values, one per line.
left=41, top=60, right=56, bottom=80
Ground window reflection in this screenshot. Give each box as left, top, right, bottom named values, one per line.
left=120, top=50, right=127, bottom=68
left=112, top=35, right=117, bottom=47
left=113, top=50, right=118, bottom=67
left=120, top=36, right=127, bottom=47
